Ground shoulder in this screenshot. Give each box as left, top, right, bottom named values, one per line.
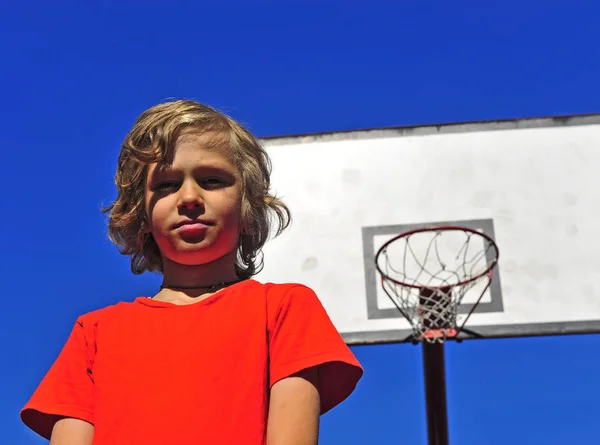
left=256, top=281, right=334, bottom=333
left=77, top=300, right=135, bottom=320
left=73, top=299, right=139, bottom=330
left=250, top=281, right=323, bottom=315
left=257, top=281, right=319, bottom=303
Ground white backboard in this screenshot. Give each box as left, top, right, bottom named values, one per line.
left=256, top=115, right=600, bottom=344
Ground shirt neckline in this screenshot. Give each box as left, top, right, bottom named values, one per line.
left=134, top=279, right=255, bottom=309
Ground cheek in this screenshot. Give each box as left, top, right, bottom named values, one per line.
left=222, top=202, right=241, bottom=225
left=218, top=197, right=243, bottom=232
left=147, top=199, right=171, bottom=232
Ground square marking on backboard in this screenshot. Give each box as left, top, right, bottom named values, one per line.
left=362, top=219, right=503, bottom=320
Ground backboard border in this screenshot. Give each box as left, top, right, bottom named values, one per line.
left=342, top=320, right=600, bottom=345
left=261, top=113, right=600, bottom=147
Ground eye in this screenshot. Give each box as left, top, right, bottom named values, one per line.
left=154, top=181, right=179, bottom=191
left=201, top=177, right=226, bottom=188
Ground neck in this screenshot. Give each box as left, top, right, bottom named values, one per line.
left=159, top=250, right=239, bottom=293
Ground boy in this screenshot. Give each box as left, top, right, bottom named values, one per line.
left=21, top=99, right=363, bottom=445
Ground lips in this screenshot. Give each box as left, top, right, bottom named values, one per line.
left=174, top=221, right=209, bottom=238
left=173, top=219, right=212, bottom=230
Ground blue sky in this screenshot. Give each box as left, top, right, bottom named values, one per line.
left=2, top=1, right=600, bottom=443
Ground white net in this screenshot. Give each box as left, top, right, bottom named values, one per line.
left=376, top=227, right=499, bottom=343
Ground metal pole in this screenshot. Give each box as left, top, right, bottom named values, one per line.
left=421, top=342, right=450, bottom=445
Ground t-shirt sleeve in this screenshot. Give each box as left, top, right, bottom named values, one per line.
left=21, top=317, right=96, bottom=439
left=268, top=284, right=363, bottom=414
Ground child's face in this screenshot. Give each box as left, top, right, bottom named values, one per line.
left=144, top=131, right=242, bottom=267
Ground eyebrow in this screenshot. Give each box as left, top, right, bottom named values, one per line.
left=149, top=164, right=239, bottom=184
left=155, top=163, right=236, bottom=174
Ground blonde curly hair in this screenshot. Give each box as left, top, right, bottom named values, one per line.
left=103, top=99, right=291, bottom=279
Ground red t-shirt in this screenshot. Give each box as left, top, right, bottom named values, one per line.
left=21, top=280, right=363, bottom=444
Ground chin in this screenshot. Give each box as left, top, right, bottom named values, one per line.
left=167, top=246, right=238, bottom=267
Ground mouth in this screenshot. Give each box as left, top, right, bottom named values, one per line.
left=173, top=220, right=212, bottom=230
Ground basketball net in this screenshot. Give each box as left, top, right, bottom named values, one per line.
left=376, top=226, right=499, bottom=343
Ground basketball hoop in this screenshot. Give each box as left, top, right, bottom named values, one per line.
left=375, top=225, right=500, bottom=343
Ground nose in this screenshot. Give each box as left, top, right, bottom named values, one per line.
left=178, top=180, right=204, bottom=209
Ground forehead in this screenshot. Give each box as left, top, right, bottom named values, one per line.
left=174, top=130, right=232, bottom=158
left=156, top=130, right=236, bottom=169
